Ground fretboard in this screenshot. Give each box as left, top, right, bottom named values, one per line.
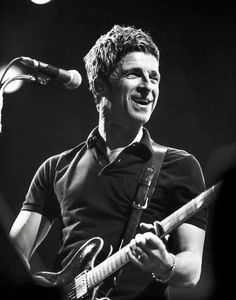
left=86, top=244, right=130, bottom=288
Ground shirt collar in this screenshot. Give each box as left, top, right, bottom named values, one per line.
left=140, top=127, right=157, bottom=155
left=86, top=126, right=155, bottom=156
left=87, top=127, right=105, bottom=149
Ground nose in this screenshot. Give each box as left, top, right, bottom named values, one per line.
left=137, top=74, right=152, bottom=96
left=142, top=72, right=152, bottom=87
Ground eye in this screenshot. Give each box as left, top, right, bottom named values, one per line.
left=150, top=76, right=160, bottom=84
left=125, top=71, right=141, bottom=79
left=149, top=71, right=160, bottom=84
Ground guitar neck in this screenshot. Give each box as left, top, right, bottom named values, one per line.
left=157, top=181, right=222, bottom=238
left=86, top=244, right=130, bottom=289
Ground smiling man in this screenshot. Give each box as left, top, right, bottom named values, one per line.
left=98, top=52, right=159, bottom=127
left=93, top=51, right=160, bottom=162
left=10, top=25, right=208, bottom=300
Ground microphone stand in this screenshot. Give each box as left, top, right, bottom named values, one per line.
left=0, top=74, right=36, bottom=133
left=0, top=55, right=67, bottom=134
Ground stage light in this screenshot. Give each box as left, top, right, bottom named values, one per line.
left=30, top=0, right=52, bottom=5
left=0, top=65, right=23, bottom=94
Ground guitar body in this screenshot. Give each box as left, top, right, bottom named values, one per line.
left=33, top=237, right=111, bottom=300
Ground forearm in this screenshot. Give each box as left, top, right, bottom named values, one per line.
left=129, top=226, right=205, bottom=288
left=10, top=226, right=33, bottom=271
left=9, top=211, right=51, bottom=271
left=165, top=251, right=202, bottom=287
left=13, top=244, right=31, bottom=272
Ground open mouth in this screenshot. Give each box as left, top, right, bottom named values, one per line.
left=131, top=97, right=153, bottom=106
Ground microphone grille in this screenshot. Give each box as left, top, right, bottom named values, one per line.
left=65, top=70, right=82, bottom=89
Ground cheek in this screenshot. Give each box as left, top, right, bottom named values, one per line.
left=154, top=86, right=160, bottom=100
left=106, top=78, right=133, bottom=107
left=120, top=83, right=134, bottom=101
left=113, top=85, right=130, bottom=104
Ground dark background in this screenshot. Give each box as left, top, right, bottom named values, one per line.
left=0, top=0, right=235, bottom=299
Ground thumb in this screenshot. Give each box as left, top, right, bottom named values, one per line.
left=140, top=222, right=155, bottom=233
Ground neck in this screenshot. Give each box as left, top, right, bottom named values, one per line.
left=98, top=120, right=143, bottom=151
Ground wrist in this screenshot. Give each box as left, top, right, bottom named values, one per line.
left=152, top=253, right=176, bottom=283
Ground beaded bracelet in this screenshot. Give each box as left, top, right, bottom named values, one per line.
left=152, top=253, right=176, bottom=283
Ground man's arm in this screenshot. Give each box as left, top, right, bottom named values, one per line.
left=9, top=210, right=51, bottom=271
left=128, top=222, right=205, bottom=287
left=168, top=223, right=205, bottom=287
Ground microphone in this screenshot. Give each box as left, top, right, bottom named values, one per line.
left=20, top=56, right=82, bottom=89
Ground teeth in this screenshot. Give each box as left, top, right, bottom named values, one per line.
left=132, top=98, right=151, bottom=105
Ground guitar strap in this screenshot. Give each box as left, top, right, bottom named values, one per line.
left=111, top=140, right=167, bottom=290
left=121, top=140, right=168, bottom=247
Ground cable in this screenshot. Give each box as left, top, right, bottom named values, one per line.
left=0, top=74, right=36, bottom=133
left=0, top=57, right=23, bottom=88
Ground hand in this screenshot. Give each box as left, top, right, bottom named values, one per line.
left=127, top=223, right=174, bottom=278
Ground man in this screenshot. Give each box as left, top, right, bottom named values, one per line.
left=9, top=25, right=207, bottom=300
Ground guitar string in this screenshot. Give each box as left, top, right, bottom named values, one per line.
left=64, top=282, right=76, bottom=299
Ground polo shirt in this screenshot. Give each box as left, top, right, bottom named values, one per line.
left=22, top=127, right=207, bottom=299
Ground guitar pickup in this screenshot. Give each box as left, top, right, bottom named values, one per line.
left=75, top=271, right=88, bottom=299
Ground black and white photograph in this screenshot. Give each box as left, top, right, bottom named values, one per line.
left=0, top=1, right=235, bottom=299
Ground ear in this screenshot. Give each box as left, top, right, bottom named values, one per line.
left=96, top=96, right=106, bottom=113
left=94, top=78, right=109, bottom=113
left=94, top=77, right=105, bottom=97
left=96, top=102, right=100, bottom=112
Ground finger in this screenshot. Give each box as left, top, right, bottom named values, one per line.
left=127, top=245, right=141, bottom=262
left=136, top=251, right=147, bottom=262
left=141, top=232, right=167, bottom=255
left=127, top=245, right=147, bottom=266
left=135, top=233, right=147, bottom=246
left=129, top=238, right=144, bottom=256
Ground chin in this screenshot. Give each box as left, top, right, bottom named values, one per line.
left=138, top=112, right=152, bottom=122
left=132, top=115, right=150, bottom=127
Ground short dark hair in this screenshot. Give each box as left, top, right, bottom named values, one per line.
left=84, top=25, right=160, bottom=102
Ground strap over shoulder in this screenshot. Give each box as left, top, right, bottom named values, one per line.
left=122, top=140, right=168, bottom=246
left=150, top=139, right=168, bottom=158
left=114, top=139, right=168, bottom=289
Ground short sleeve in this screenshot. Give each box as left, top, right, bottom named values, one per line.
left=165, top=152, right=208, bottom=230
left=22, top=157, right=60, bottom=222
left=150, top=149, right=208, bottom=231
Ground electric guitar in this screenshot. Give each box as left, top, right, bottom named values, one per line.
left=33, top=182, right=222, bottom=300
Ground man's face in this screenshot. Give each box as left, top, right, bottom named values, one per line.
left=100, top=52, right=160, bottom=129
